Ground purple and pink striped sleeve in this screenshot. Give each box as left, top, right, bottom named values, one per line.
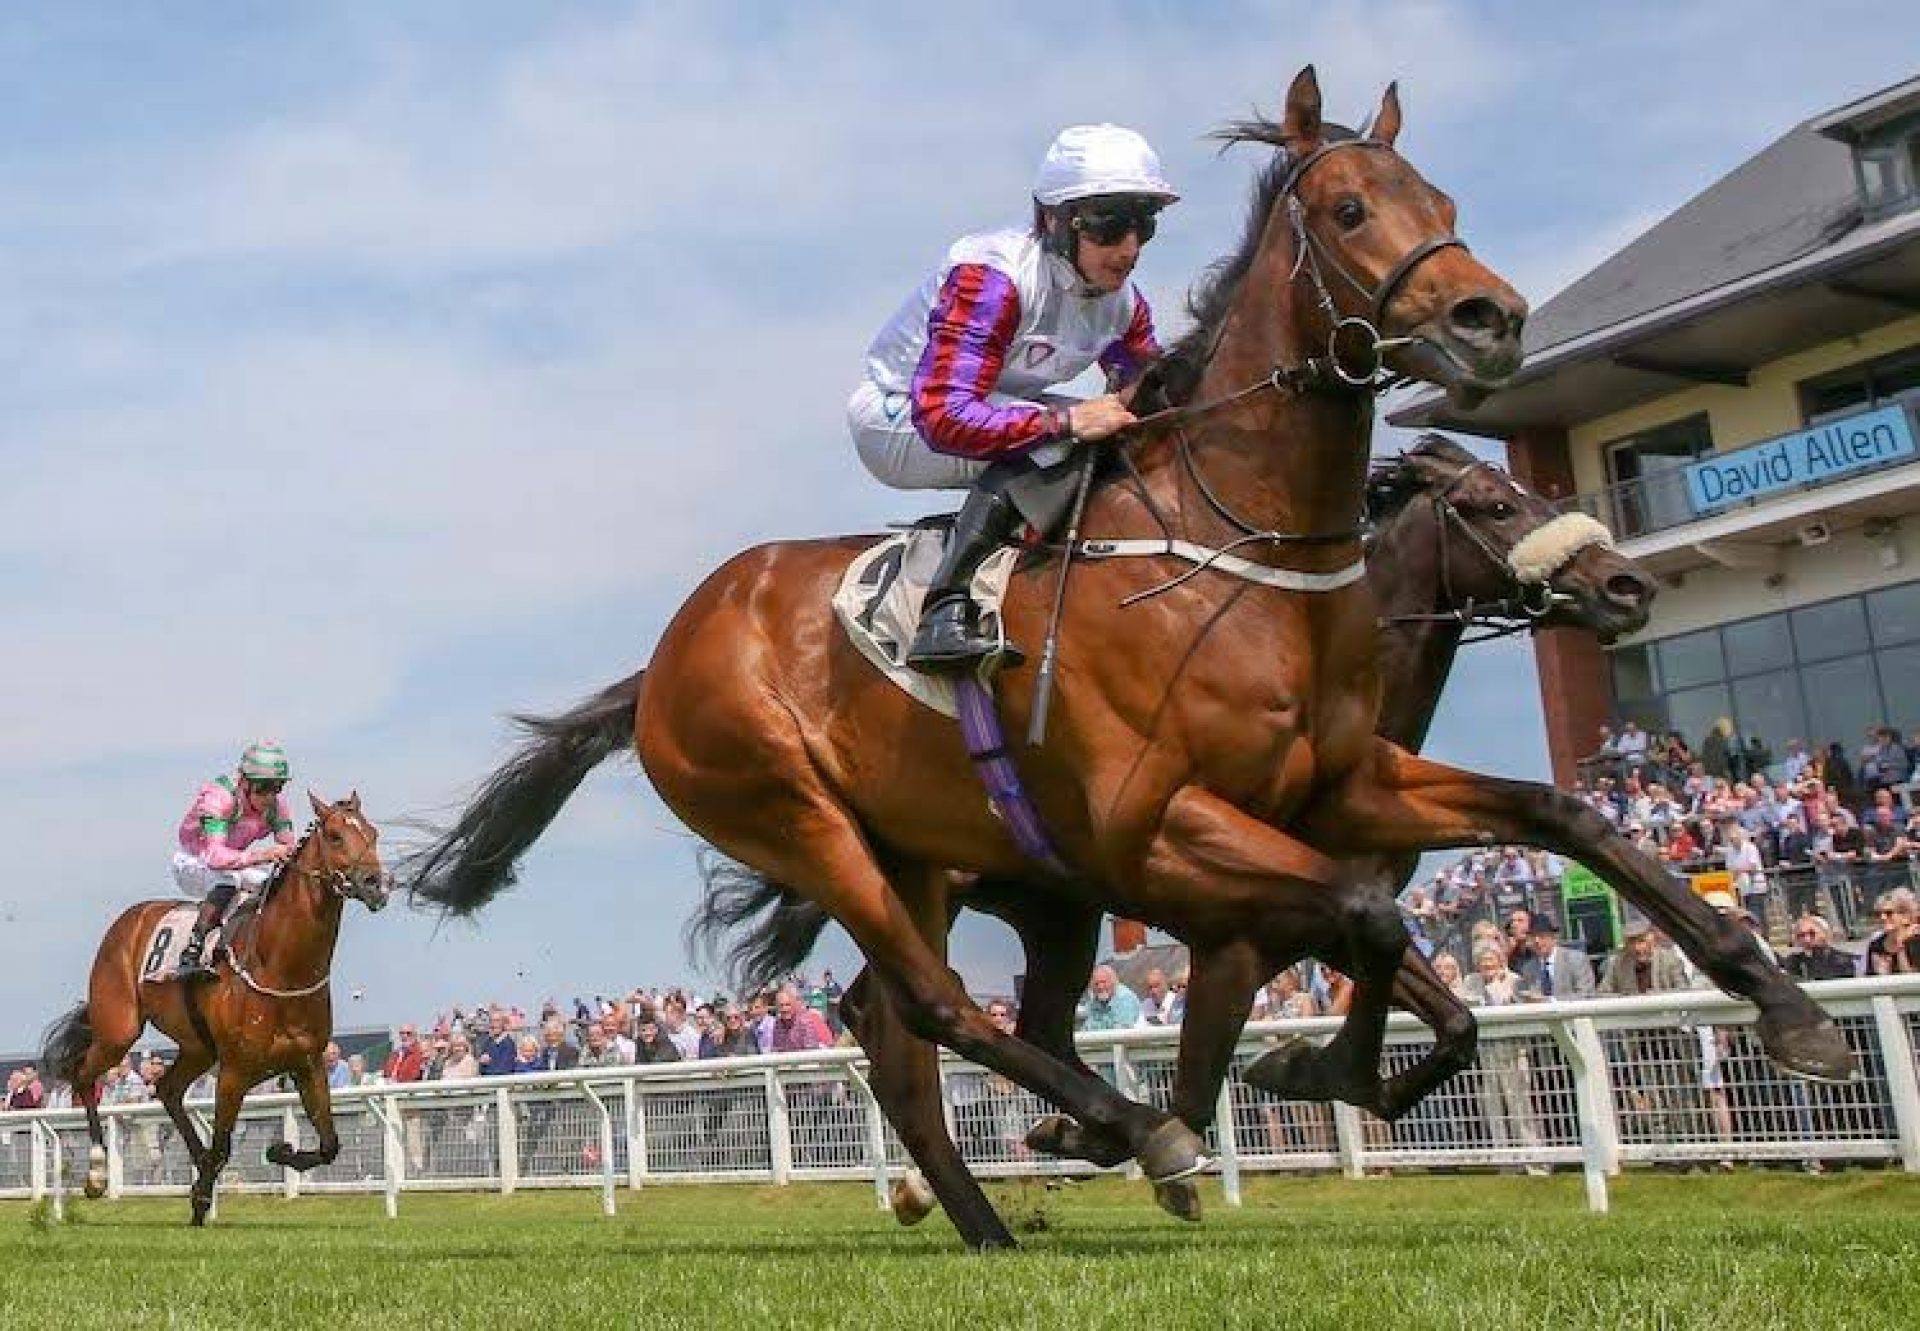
left=1098, top=288, right=1161, bottom=387
left=909, top=264, right=1060, bottom=460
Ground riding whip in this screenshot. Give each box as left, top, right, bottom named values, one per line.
left=1026, top=443, right=1098, bottom=747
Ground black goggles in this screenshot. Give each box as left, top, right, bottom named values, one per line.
left=1072, top=203, right=1158, bottom=246
left=249, top=779, right=286, bottom=795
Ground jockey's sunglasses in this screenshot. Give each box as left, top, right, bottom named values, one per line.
left=1072, top=202, right=1158, bottom=246
left=249, top=779, right=286, bottom=795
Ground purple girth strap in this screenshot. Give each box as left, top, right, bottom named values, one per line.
left=952, top=676, right=1070, bottom=876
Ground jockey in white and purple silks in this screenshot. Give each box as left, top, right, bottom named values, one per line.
left=170, top=741, right=297, bottom=980
left=848, top=124, right=1178, bottom=673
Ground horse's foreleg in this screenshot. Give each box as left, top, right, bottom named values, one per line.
left=191, top=1068, right=247, bottom=1227
left=1312, top=742, right=1855, bottom=1082
left=265, top=1055, right=339, bottom=1172
left=155, top=1048, right=215, bottom=1172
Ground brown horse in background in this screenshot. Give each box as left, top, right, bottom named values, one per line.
left=410, top=68, right=1853, bottom=1251
left=42, top=794, right=389, bottom=1225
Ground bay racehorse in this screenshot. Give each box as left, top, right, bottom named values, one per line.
left=408, top=69, right=1854, bottom=1250
left=736, top=434, right=1654, bottom=1227
left=41, top=794, right=389, bottom=1224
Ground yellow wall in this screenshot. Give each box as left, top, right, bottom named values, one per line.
left=1566, top=313, right=1920, bottom=496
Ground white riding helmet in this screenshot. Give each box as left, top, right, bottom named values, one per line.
left=1032, top=124, right=1180, bottom=207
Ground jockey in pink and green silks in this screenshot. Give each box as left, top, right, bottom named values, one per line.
left=170, top=741, right=297, bottom=980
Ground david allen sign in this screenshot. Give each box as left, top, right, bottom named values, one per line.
left=1685, top=405, right=1917, bottom=515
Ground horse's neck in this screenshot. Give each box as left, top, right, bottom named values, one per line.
left=248, top=859, right=342, bottom=981
left=1138, top=224, right=1372, bottom=550
left=1369, top=510, right=1465, bottom=752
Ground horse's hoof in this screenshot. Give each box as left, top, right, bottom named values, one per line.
left=1138, top=1119, right=1210, bottom=1184
left=1024, top=1115, right=1130, bottom=1168
left=265, top=1143, right=294, bottom=1168
left=1242, top=1038, right=1318, bottom=1098
left=1024, top=1114, right=1076, bottom=1158
left=1153, top=1177, right=1203, bottom=1223
left=889, top=1171, right=937, bottom=1227
left=83, top=1170, right=108, bottom=1200
left=1758, top=1014, right=1858, bottom=1084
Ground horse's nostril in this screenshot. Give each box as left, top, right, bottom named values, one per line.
left=1606, top=573, right=1650, bottom=607
left=1447, top=295, right=1509, bottom=342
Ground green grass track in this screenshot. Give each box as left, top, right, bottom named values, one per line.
left=7, top=1172, right=1917, bottom=1330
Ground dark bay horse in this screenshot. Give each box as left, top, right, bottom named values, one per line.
left=780, top=434, right=1654, bottom=1226
left=42, top=794, right=389, bottom=1224
left=410, top=69, right=1852, bottom=1250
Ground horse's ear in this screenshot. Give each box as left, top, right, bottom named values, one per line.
left=1374, top=82, right=1402, bottom=147
left=345, top=790, right=362, bottom=811
left=308, top=790, right=331, bottom=818
left=1282, top=65, right=1323, bottom=145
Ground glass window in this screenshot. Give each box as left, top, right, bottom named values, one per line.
left=1665, top=685, right=1732, bottom=760
left=1868, top=582, right=1920, bottom=647
left=1610, top=644, right=1659, bottom=700
left=1722, top=614, right=1792, bottom=677
left=1874, top=644, right=1920, bottom=737
left=1603, top=415, right=1712, bottom=538
left=1801, top=656, right=1882, bottom=754
left=1730, top=671, right=1807, bottom=775
left=1800, top=348, right=1920, bottom=424
left=1791, top=598, right=1869, bottom=663
left=1657, top=628, right=1726, bottom=691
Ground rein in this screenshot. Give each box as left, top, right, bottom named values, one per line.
left=223, top=822, right=364, bottom=1000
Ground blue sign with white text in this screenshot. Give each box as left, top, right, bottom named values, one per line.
left=1685, top=405, right=1917, bottom=515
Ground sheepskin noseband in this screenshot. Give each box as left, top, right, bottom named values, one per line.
left=1507, top=512, right=1615, bottom=585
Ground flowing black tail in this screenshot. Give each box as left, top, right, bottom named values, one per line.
left=41, top=1001, right=94, bottom=1087
left=407, top=671, right=645, bottom=916
left=684, top=849, right=830, bottom=995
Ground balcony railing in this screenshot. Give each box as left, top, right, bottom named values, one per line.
left=1569, top=402, right=1920, bottom=542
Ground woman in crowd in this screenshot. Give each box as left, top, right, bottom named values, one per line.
left=1462, top=944, right=1547, bottom=1173
left=439, top=1034, right=479, bottom=1081
left=1866, top=887, right=1920, bottom=975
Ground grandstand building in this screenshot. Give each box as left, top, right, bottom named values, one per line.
left=1393, top=73, right=1920, bottom=784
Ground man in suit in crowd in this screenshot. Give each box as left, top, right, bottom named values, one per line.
left=1516, top=915, right=1596, bottom=1001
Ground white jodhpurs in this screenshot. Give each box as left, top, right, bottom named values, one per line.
left=170, top=852, right=271, bottom=901
left=846, top=381, right=1075, bottom=491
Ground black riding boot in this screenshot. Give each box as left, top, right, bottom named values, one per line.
left=906, top=484, right=1027, bottom=674
left=175, top=889, right=231, bottom=982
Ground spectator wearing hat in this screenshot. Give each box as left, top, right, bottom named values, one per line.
left=1516, top=917, right=1595, bottom=1001
left=1600, top=923, right=1689, bottom=996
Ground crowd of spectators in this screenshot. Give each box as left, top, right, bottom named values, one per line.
left=1571, top=718, right=1920, bottom=936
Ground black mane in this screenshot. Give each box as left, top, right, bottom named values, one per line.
left=1365, top=433, right=1480, bottom=522
left=1145, top=119, right=1361, bottom=409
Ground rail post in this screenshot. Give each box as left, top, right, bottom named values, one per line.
left=767, top=1069, right=792, bottom=1186
left=1213, top=1072, right=1243, bottom=1207
left=625, top=1079, right=647, bottom=1191
left=1871, top=994, right=1920, bottom=1173
left=1551, top=1015, right=1614, bottom=1214
left=579, top=1082, right=618, bottom=1216
left=495, top=1087, right=518, bottom=1195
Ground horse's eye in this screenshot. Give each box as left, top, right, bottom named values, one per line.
left=1489, top=502, right=1516, bottom=520
left=328, top=830, right=346, bottom=845
left=1333, top=198, right=1366, bottom=230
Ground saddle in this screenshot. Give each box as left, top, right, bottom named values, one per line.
left=137, top=894, right=260, bottom=984
left=831, top=520, right=1023, bottom=716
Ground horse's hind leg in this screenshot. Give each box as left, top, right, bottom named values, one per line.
left=843, top=968, right=1016, bottom=1250
left=688, top=782, right=1200, bottom=1183
left=1244, top=945, right=1479, bottom=1121
left=66, top=1001, right=142, bottom=1199
left=265, top=1054, right=340, bottom=1172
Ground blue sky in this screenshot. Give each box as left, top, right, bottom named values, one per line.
left=3, top=3, right=1914, bottom=1048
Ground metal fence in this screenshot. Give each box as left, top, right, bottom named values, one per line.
left=4, top=977, right=1916, bottom=1219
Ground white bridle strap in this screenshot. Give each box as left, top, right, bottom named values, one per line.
left=1077, top=538, right=1367, bottom=593
left=1507, top=513, right=1614, bottom=586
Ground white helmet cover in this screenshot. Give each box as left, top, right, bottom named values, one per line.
left=1032, top=124, right=1179, bottom=207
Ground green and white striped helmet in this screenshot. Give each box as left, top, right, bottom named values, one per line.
left=238, top=741, right=291, bottom=783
